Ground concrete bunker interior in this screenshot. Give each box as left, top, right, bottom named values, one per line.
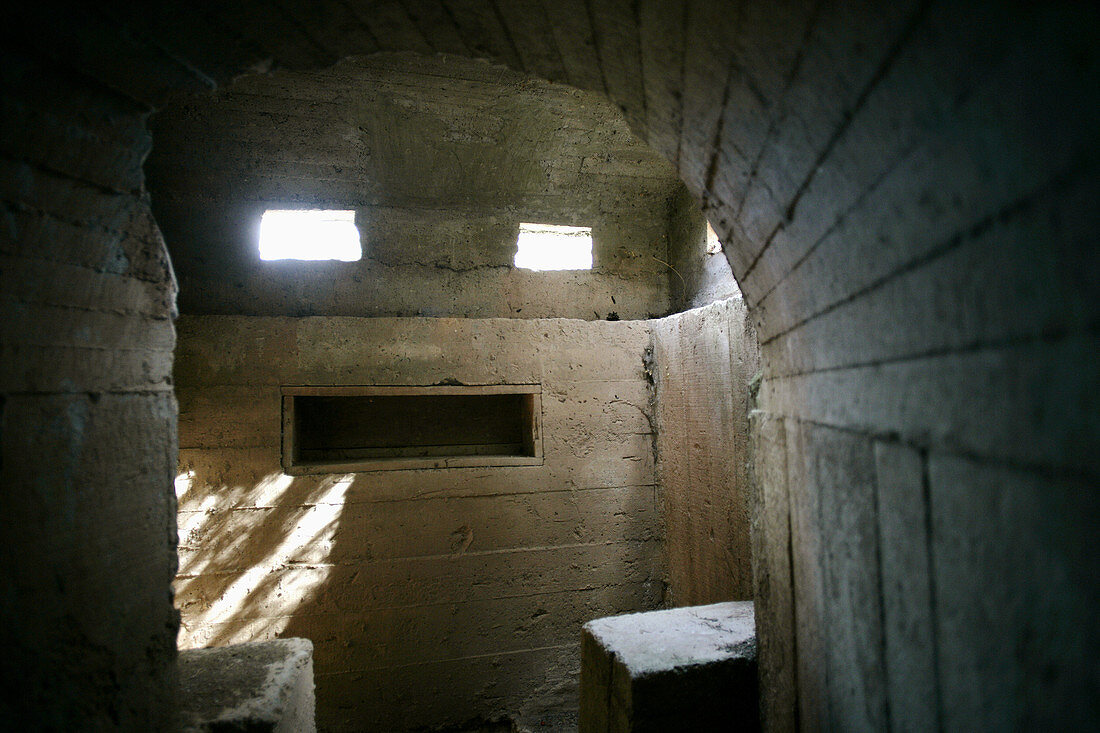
left=2, top=2, right=1097, bottom=731
left=155, top=52, right=757, bottom=731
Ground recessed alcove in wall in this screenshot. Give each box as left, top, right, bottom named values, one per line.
left=281, top=384, right=543, bottom=474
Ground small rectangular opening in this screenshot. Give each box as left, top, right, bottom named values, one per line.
left=514, top=223, right=593, bottom=270
left=705, top=221, right=722, bottom=255
left=282, top=385, right=543, bottom=473
left=259, top=209, right=362, bottom=261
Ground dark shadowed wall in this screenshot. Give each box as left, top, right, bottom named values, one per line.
left=0, top=44, right=181, bottom=728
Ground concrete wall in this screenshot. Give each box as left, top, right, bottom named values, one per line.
left=173, top=314, right=664, bottom=731
left=653, top=299, right=758, bottom=606
left=0, top=39, right=181, bottom=728
left=716, top=5, right=1100, bottom=728
left=146, top=54, right=684, bottom=320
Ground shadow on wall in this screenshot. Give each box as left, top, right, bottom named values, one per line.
left=172, top=459, right=641, bottom=731
left=175, top=469, right=353, bottom=648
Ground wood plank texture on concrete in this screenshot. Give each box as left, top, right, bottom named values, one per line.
left=174, top=313, right=665, bottom=730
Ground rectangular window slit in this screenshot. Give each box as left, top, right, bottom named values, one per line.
left=259, top=209, right=362, bottom=261
left=282, top=385, right=543, bottom=474
left=514, top=223, right=593, bottom=270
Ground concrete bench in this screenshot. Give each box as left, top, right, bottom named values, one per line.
left=580, top=601, right=759, bottom=732
left=179, top=638, right=316, bottom=732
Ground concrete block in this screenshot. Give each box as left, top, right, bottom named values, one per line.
left=749, top=411, right=796, bottom=732
left=808, top=424, right=888, bottom=731
left=784, top=419, right=827, bottom=729
left=758, top=172, right=1098, bottom=378
left=757, top=334, right=1100, bottom=478
left=179, top=638, right=316, bottom=733
left=580, top=601, right=759, bottom=732
left=0, top=392, right=179, bottom=729
left=874, top=442, right=938, bottom=732
left=928, top=454, right=1100, bottom=729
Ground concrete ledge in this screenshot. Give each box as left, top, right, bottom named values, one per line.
left=580, top=601, right=758, bottom=732
left=179, top=638, right=316, bottom=732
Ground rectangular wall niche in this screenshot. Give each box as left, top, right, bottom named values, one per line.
left=281, top=385, right=543, bottom=474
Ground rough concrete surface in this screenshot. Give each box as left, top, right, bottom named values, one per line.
left=580, top=601, right=758, bottom=732
left=0, top=43, right=181, bottom=729
left=146, top=53, right=689, bottom=320
left=652, top=298, right=759, bottom=605
left=180, top=638, right=315, bottom=732
left=174, top=315, right=665, bottom=732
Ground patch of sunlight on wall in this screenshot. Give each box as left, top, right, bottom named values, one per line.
left=705, top=222, right=721, bottom=255
left=174, top=471, right=355, bottom=648
left=259, top=209, right=361, bottom=261
left=513, top=223, right=593, bottom=270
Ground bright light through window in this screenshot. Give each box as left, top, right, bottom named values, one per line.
left=705, top=222, right=722, bottom=255
left=514, top=223, right=593, bottom=271
left=259, top=209, right=361, bottom=261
